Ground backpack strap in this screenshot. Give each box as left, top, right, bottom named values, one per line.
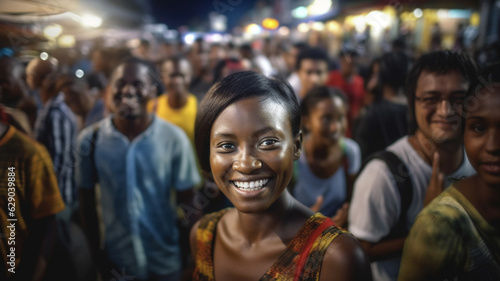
left=361, top=150, right=413, bottom=240
left=89, top=124, right=100, bottom=183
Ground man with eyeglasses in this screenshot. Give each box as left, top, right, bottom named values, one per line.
left=348, top=51, right=478, bottom=281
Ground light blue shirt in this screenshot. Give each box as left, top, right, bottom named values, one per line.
left=293, top=138, right=361, bottom=217
left=76, top=115, right=201, bottom=279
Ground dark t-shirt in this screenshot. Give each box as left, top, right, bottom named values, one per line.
left=354, top=99, right=408, bottom=161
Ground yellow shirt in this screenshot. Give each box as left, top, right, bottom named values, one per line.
left=1, top=126, right=65, bottom=278
left=148, top=94, right=198, bottom=144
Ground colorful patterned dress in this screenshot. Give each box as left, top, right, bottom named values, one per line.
left=193, top=209, right=347, bottom=281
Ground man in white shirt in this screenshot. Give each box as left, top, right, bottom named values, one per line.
left=348, top=50, right=478, bottom=281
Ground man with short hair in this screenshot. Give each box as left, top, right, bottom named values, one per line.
left=148, top=56, right=197, bottom=144
left=26, top=57, right=58, bottom=111
left=0, top=56, right=34, bottom=135
left=295, top=46, right=330, bottom=100
left=78, top=59, right=201, bottom=281
left=34, top=69, right=79, bottom=207
left=348, top=51, right=478, bottom=281
left=327, top=47, right=365, bottom=137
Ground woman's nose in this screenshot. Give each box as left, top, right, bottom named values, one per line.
left=232, top=152, right=262, bottom=172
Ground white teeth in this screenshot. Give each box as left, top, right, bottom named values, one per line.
left=233, top=179, right=269, bottom=191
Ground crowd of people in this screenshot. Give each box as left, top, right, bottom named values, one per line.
left=1, top=33, right=499, bottom=281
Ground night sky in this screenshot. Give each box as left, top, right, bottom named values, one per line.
left=150, top=0, right=259, bottom=31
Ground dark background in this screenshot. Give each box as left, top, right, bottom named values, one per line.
left=151, top=0, right=260, bottom=30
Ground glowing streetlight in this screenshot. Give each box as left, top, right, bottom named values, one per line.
left=262, top=18, right=279, bottom=30
left=278, top=26, right=289, bottom=36
left=58, top=35, right=76, bottom=48
left=292, top=6, right=308, bottom=19
left=246, top=23, right=262, bottom=35
left=413, top=8, right=423, bottom=18
left=82, top=14, right=102, bottom=28
left=43, top=24, right=63, bottom=39
left=298, top=23, right=309, bottom=33
left=184, top=34, right=196, bottom=45
left=75, top=69, right=84, bottom=78
left=312, top=22, right=325, bottom=31
left=308, top=0, right=332, bottom=16
left=40, top=52, right=49, bottom=60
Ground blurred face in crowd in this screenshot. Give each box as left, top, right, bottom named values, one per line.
left=464, top=86, right=500, bottom=187
left=304, top=96, right=346, bottom=146
left=0, top=57, right=28, bottom=104
left=414, top=70, right=468, bottom=144
left=340, top=55, right=357, bottom=77
left=209, top=96, right=301, bottom=213
left=110, top=62, right=153, bottom=119
left=161, top=43, right=177, bottom=58
left=162, top=59, right=191, bottom=96
left=61, top=81, right=93, bottom=116
left=26, top=58, right=57, bottom=91
left=298, top=59, right=329, bottom=95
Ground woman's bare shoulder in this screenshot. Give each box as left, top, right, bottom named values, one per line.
left=320, top=233, right=373, bottom=281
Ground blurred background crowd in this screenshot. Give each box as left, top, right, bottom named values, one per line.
left=1, top=0, right=499, bottom=281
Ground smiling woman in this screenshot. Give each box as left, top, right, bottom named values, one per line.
left=191, top=71, right=372, bottom=281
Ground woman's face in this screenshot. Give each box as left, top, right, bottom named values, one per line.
left=464, top=87, right=500, bottom=187
left=209, top=96, right=301, bottom=213
left=304, top=96, right=346, bottom=145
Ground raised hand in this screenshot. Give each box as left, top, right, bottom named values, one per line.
left=424, top=152, right=444, bottom=207
left=310, top=195, right=324, bottom=213
left=331, top=202, right=349, bottom=228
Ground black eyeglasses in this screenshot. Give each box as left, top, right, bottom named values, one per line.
left=415, top=95, right=465, bottom=108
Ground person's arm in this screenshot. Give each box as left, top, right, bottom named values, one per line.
left=320, top=234, right=373, bottom=281
left=358, top=236, right=407, bottom=262
left=348, top=159, right=404, bottom=261
left=21, top=142, right=65, bottom=281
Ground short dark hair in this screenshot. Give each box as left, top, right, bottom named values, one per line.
left=114, top=57, right=158, bottom=86
left=339, top=45, right=360, bottom=58
left=295, top=47, right=329, bottom=71
left=463, top=62, right=500, bottom=118
left=301, top=86, right=346, bottom=116
left=379, top=51, right=410, bottom=95
left=195, top=71, right=301, bottom=177
left=139, top=39, right=150, bottom=47
left=56, top=74, right=87, bottom=92
left=406, top=50, right=477, bottom=134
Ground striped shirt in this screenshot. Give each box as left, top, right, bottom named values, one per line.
left=34, top=92, right=78, bottom=205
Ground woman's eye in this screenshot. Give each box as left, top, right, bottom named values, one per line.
left=221, top=143, right=235, bottom=150
left=260, top=139, right=278, bottom=147
left=472, top=125, right=485, bottom=133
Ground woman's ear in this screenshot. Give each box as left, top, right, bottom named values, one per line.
left=293, top=130, right=303, bottom=160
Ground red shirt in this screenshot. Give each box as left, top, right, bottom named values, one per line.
left=326, top=70, right=365, bottom=137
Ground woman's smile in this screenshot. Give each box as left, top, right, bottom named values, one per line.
left=209, top=96, right=300, bottom=212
